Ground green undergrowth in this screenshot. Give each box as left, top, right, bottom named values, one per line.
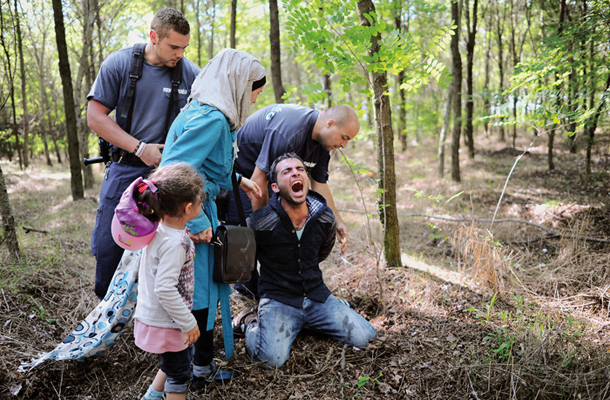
left=1, top=161, right=98, bottom=314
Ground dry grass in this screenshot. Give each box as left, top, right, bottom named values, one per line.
left=452, top=224, right=510, bottom=293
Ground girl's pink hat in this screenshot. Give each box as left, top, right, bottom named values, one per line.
left=111, top=177, right=159, bottom=250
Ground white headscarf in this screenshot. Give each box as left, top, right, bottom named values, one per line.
left=189, top=49, right=266, bottom=131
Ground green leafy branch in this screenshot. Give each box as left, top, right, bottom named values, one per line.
left=283, top=0, right=452, bottom=104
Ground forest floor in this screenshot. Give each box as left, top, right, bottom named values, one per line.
left=1, top=130, right=610, bottom=399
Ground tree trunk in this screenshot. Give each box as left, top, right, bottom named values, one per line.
left=586, top=59, right=610, bottom=175
left=29, top=4, right=53, bottom=166
left=356, top=0, right=401, bottom=269
left=93, top=0, right=104, bottom=70
left=0, top=163, right=19, bottom=258
left=15, top=0, right=29, bottom=168
left=0, top=1, right=22, bottom=169
left=52, top=0, right=84, bottom=200
left=394, top=3, right=408, bottom=152
left=287, top=54, right=305, bottom=103
left=548, top=124, right=555, bottom=170
left=0, top=109, right=12, bottom=161
left=50, top=88, right=63, bottom=163
left=575, top=0, right=588, bottom=154
left=483, top=13, right=491, bottom=137
left=494, top=0, right=505, bottom=142
left=230, top=0, right=237, bottom=49
left=508, top=0, right=529, bottom=148
left=549, top=0, right=567, bottom=171
left=269, top=0, right=285, bottom=103
left=464, top=0, right=478, bottom=159
left=208, top=0, right=216, bottom=59
left=196, top=0, right=202, bottom=66
left=397, top=70, right=407, bottom=152
left=547, top=63, right=557, bottom=168
left=207, top=0, right=216, bottom=58
left=566, top=56, right=578, bottom=153
left=51, top=131, right=62, bottom=163
left=47, top=86, right=63, bottom=163
left=323, top=73, right=332, bottom=108
left=76, top=0, right=95, bottom=189
left=508, top=0, right=518, bottom=148
left=450, top=0, right=462, bottom=182
left=438, top=85, right=453, bottom=178
left=38, top=63, right=53, bottom=166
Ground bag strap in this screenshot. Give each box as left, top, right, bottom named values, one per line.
left=120, top=43, right=182, bottom=139
left=163, top=59, right=183, bottom=142
left=231, top=168, right=247, bottom=226
left=120, top=43, right=147, bottom=132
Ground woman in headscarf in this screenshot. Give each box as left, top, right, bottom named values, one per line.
left=159, top=48, right=266, bottom=387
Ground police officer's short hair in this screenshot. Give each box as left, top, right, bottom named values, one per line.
left=151, top=8, right=190, bottom=40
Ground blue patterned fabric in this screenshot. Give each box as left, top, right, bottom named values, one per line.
left=19, top=251, right=141, bottom=372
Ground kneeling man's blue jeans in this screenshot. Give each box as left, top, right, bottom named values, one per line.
left=245, top=295, right=377, bottom=368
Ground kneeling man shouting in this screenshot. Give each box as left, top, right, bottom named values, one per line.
left=233, top=152, right=377, bottom=368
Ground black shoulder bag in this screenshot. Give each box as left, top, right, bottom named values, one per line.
left=212, top=170, right=256, bottom=284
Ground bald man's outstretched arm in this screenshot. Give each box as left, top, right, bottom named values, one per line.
left=311, top=180, right=348, bottom=254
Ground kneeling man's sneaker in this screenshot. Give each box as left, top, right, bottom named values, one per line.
left=339, top=298, right=356, bottom=309
left=232, top=307, right=257, bottom=336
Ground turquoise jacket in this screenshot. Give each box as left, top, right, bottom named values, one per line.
left=160, top=101, right=235, bottom=359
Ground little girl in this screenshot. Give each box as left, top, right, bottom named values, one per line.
left=130, top=163, right=205, bottom=400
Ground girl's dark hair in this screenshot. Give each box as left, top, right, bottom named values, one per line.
left=135, top=163, right=205, bottom=221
